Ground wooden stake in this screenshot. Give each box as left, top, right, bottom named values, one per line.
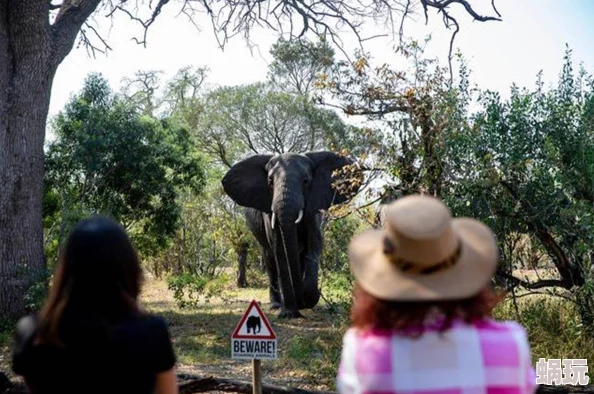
left=252, top=359, right=262, bottom=394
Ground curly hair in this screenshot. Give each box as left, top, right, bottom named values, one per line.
left=350, top=282, right=504, bottom=337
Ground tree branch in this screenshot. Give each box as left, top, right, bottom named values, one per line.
left=499, top=180, right=581, bottom=288
left=419, top=0, right=501, bottom=82
left=498, top=272, right=570, bottom=291
left=51, top=0, right=102, bottom=66
left=421, top=0, right=502, bottom=22
left=111, top=0, right=170, bottom=47
left=109, top=0, right=501, bottom=69
left=79, top=21, right=112, bottom=58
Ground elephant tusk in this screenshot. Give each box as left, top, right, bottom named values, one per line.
left=295, top=210, right=304, bottom=224
left=271, top=213, right=276, bottom=229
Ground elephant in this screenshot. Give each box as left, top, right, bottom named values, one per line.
left=222, top=151, right=360, bottom=319
left=247, top=316, right=261, bottom=334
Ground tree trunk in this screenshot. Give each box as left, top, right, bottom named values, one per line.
left=0, top=1, right=54, bottom=318
left=0, top=0, right=101, bottom=319
left=237, top=242, right=248, bottom=288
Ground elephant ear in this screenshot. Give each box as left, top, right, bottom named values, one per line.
left=222, top=154, right=274, bottom=212
left=305, top=151, right=357, bottom=213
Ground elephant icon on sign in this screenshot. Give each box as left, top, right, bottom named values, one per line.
left=247, top=316, right=261, bottom=334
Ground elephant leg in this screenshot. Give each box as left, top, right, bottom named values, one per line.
left=301, top=253, right=321, bottom=308
left=273, top=227, right=304, bottom=319
left=301, top=215, right=322, bottom=309
left=244, top=209, right=283, bottom=310
left=263, top=248, right=282, bottom=309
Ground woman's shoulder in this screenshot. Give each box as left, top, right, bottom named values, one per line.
left=112, top=312, right=172, bottom=339
left=118, top=311, right=169, bottom=328
left=132, top=312, right=170, bottom=327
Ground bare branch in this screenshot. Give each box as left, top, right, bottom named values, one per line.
left=419, top=0, right=501, bottom=82
left=108, top=0, right=501, bottom=73
left=111, top=0, right=170, bottom=47
left=421, top=0, right=502, bottom=22
left=78, top=21, right=112, bottom=58
left=398, top=0, right=412, bottom=43
left=491, top=0, right=502, bottom=17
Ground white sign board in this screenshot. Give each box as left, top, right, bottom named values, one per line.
left=231, top=300, right=278, bottom=360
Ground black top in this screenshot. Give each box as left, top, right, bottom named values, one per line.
left=11, top=313, right=176, bottom=394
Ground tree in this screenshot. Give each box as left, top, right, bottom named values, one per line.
left=268, top=37, right=335, bottom=98
left=320, top=35, right=594, bottom=331
left=120, top=70, right=164, bottom=117
left=451, top=47, right=594, bottom=331
left=44, top=73, right=207, bottom=260
left=0, top=0, right=501, bottom=318
left=196, top=82, right=359, bottom=167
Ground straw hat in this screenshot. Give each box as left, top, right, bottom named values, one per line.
left=348, top=194, right=499, bottom=301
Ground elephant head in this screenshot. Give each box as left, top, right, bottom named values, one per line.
left=221, top=151, right=359, bottom=316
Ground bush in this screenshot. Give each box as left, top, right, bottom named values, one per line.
left=167, top=272, right=233, bottom=308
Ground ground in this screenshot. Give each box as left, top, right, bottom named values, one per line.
left=142, top=273, right=347, bottom=391
left=2, top=268, right=593, bottom=390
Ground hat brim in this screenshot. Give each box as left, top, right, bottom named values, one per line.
left=348, top=218, right=499, bottom=301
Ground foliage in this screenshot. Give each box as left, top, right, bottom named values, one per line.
left=268, top=37, right=335, bottom=97
left=166, top=272, right=234, bottom=309
left=148, top=165, right=258, bottom=275
left=455, top=46, right=594, bottom=328
left=43, top=73, right=207, bottom=260
left=318, top=215, right=364, bottom=308
left=195, top=82, right=359, bottom=167
left=318, top=37, right=594, bottom=331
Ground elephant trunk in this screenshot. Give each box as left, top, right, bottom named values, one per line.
left=273, top=196, right=305, bottom=318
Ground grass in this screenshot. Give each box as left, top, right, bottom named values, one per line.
left=494, top=294, right=594, bottom=363
left=2, top=271, right=594, bottom=390
left=142, top=271, right=349, bottom=390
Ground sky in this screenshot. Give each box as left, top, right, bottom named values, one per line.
left=48, top=0, right=594, bottom=127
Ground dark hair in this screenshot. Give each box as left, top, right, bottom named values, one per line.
left=350, top=282, right=504, bottom=337
left=35, top=216, right=144, bottom=346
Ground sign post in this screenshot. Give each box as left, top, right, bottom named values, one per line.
left=232, top=300, right=277, bottom=394
left=252, top=359, right=262, bottom=394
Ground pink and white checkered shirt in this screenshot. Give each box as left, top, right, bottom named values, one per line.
left=337, top=318, right=537, bottom=394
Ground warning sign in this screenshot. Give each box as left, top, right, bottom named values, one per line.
left=231, top=300, right=277, bottom=360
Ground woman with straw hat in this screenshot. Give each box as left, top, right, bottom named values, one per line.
left=337, top=194, right=536, bottom=394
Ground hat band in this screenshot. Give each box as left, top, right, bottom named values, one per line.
left=385, top=239, right=462, bottom=275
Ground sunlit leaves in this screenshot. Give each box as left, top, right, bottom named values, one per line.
left=44, top=72, right=207, bottom=259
